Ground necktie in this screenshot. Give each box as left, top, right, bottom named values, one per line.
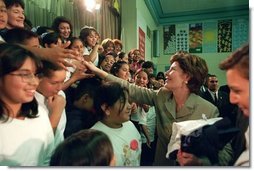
left=214, top=92, right=218, bottom=105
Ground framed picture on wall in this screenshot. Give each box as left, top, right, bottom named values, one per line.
left=189, top=23, right=202, bottom=53
left=217, top=19, right=232, bottom=52
left=163, top=25, right=176, bottom=54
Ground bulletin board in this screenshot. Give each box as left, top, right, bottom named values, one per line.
left=163, top=18, right=248, bottom=54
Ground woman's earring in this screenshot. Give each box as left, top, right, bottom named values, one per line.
left=185, top=81, right=188, bottom=84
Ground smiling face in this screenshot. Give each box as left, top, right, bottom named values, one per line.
left=100, top=55, right=115, bottom=73
left=135, top=70, right=148, bottom=87
left=0, top=58, right=39, bottom=105
left=227, top=68, right=249, bottom=117
left=132, top=50, right=140, bottom=62
left=58, top=22, right=71, bottom=39
left=6, top=4, right=24, bottom=29
left=0, top=0, right=7, bottom=29
left=86, top=30, right=98, bottom=47
left=164, top=61, right=189, bottom=91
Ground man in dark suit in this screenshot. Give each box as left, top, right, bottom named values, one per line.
left=200, top=74, right=237, bottom=123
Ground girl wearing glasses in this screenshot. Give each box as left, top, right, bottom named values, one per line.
left=0, top=43, right=54, bottom=166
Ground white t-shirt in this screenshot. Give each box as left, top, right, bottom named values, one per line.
left=83, top=46, right=99, bottom=66
left=35, top=91, right=67, bottom=148
left=91, top=121, right=142, bottom=166
left=0, top=106, right=54, bottom=166
left=139, top=106, right=156, bottom=143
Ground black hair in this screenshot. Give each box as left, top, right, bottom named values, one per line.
left=3, top=28, right=39, bottom=45
left=142, top=61, right=155, bottom=70
left=156, top=71, right=165, bottom=80
left=40, top=60, right=64, bottom=78
left=67, top=37, right=83, bottom=49
left=74, top=77, right=102, bottom=101
left=33, top=26, right=54, bottom=36
left=118, top=52, right=126, bottom=59
left=4, top=0, right=25, bottom=9
left=110, top=60, right=128, bottom=76
left=94, top=82, right=129, bottom=120
left=50, top=129, right=114, bottom=166
left=51, top=16, right=73, bottom=38
left=41, top=32, right=61, bottom=47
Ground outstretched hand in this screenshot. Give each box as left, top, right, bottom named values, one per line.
left=48, top=41, right=83, bottom=70
left=82, top=61, right=108, bottom=79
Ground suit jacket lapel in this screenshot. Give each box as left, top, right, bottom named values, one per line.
left=164, top=93, right=196, bottom=119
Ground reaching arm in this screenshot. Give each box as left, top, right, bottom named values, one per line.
left=83, top=61, right=109, bottom=79
left=22, top=41, right=82, bottom=70
left=83, top=61, right=157, bottom=106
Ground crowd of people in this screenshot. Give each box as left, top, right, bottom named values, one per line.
left=0, top=0, right=249, bottom=167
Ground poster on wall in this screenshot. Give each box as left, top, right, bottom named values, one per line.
left=203, top=22, right=217, bottom=53
left=217, top=19, right=232, bottom=52
left=139, top=27, right=145, bottom=60
left=189, top=23, right=202, bottom=53
left=232, top=18, right=249, bottom=50
left=176, top=24, right=189, bottom=52
left=163, top=25, right=176, bottom=54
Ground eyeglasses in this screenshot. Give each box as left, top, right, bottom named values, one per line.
left=210, top=80, right=218, bottom=83
left=9, top=73, right=42, bottom=83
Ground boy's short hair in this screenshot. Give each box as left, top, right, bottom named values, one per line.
left=74, top=77, right=102, bottom=101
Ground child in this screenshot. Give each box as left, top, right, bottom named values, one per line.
left=91, top=81, right=141, bottom=166
left=50, top=129, right=115, bottom=166
left=3, top=30, right=67, bottom=149
left=64, top=77, right=101, bottom=138
left=35, top=60, right=67, bottom=148
left=62, top=36, right=92, bottom=91
left=0, top=43, right=54, bottom=166
left=134, top=69, right=157, bottom=166
left=41, top=31, right=62, bottom=48
left=110, top=60, right=130, bottom=81
left=79, top=26, right=102, bottom=66
left=131, top=69, right=150, bottom=131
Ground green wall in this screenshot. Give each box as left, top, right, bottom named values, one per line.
left=121, top=0, right=248, bottom=85
left=121, top=0, right=137, bottom=53
left=121, top=0, right=157, bottom=61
